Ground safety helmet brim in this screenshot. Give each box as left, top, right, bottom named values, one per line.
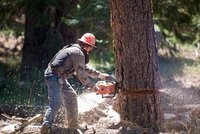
left=78, top=33, right=96, bottom=48
left=78, top=39, right=96, bottom=48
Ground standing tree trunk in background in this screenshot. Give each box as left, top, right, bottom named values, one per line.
left=20, top=0, right=51, bottom=81
left=20, top=0, right=78, bottom=81
left=109, top=0, right=163, bottom=131
left=55, top=0, right=78, bottom=45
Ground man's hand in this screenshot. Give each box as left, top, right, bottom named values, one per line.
left=98, top=73, right=110, bottom=80
left=90, top=84, right=99, bottom=92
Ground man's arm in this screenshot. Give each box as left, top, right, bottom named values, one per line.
left=71, top=50, right=96, bottom=88
left=85, top=65, right=100, bottom=78
left=85, top=65, right=110, bottom=79
left=71, top=49, right=110, bottom=88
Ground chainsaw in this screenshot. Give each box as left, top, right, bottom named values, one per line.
left=95, top=75, right=119, bottom=98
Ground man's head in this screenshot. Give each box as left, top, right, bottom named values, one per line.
left=78, top=33, right=96, bottom=53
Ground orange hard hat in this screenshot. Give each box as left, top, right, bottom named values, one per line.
left=78, top=33, right=96, bottom=48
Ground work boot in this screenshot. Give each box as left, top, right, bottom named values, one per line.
left=40, top=124, right=51, bottom=134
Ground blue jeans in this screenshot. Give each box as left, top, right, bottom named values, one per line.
left=43, top=72, right=78, bottom=128
left=43, top=75, right=62, bottom=127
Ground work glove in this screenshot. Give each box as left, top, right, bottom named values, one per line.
left=98, top=73, right=110, bottom=80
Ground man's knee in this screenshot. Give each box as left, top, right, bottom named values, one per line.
left=54, top=100, right=61, bottom=109
left=49, top=98, right=61, bottom=111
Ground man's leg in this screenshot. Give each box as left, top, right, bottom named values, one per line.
left=62, top=80, right=79, bottom=128
left=41, top=76, right=62, bottom=133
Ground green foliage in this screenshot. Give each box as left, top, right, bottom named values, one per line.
left=63, top=19, right=79, bottom=26
left=57, top=0, right=114, bottom=67
left=75, top=0, right=111, bottom=37
left=153, top=0, right=200, bottom=45
left=0, top=0, right=25, bottom=34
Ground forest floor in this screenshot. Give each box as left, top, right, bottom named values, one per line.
left=0, top=47, right=200, bottom=134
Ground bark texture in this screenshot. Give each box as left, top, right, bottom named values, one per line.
left=109, top=0, right=163, bottom=131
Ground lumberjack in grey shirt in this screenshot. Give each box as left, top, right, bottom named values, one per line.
left=41, top=33, right=109, bottom=134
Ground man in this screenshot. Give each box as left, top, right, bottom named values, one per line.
left=41, top=33, right=109, bottom=133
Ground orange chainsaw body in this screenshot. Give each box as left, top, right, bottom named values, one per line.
left=96, top=81, right=115, bottom=95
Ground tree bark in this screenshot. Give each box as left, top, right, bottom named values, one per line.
left=109, top=0, right=163, bottom=131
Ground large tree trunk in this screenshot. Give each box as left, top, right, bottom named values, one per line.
left=109, top=0, right=163, bottom=131
left=20, top=0, right=50, bottom=80
left=20, top=0, right=78, bottom=81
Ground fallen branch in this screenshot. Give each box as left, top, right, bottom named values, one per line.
left=1, top=114, right=28, bottom=123
left=1, top=113, right=12, bottom=120
left=0, top=114, right=43, bottom=134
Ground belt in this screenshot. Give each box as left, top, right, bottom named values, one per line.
left=47, top=65, right=59, bottom=76
left=48, top=65, right=68, bottom=80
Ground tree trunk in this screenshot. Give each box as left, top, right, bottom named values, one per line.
left=109, top=0, right=163, bottom=131
left=55, top=0, right=78, bottom=45
left=20, top=0, right=78, bottom=81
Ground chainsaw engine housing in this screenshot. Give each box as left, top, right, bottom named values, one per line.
left=96, top=81, right=116, bottom=98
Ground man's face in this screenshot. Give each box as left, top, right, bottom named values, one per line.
left=85, top=45, right=94, bottom=53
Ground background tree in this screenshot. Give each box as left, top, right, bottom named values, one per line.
left=152, top=0, right=200, bottom=45
left=109, top=0, right=163, bottom=131
left=20, top=0, right=78, bottom=81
